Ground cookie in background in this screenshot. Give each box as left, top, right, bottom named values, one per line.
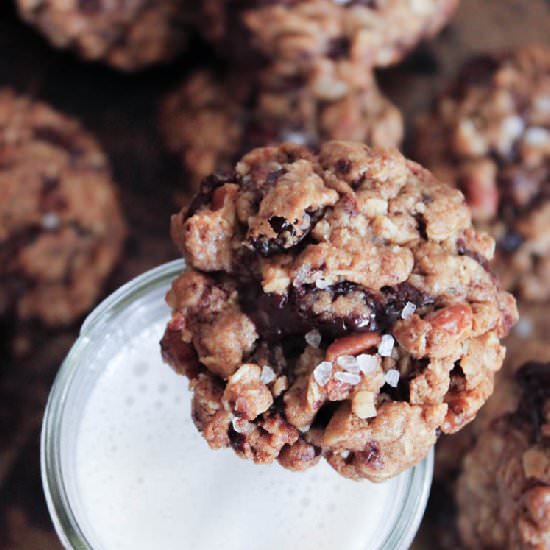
left=0, top=89, right=126, bottom=354
left=414, top=45, right=550, bottom=302
left=159, top=68, right=403, bottom=192
left=15, top=0, right=190, bottom=71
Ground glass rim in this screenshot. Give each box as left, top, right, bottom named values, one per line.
left=41, top=260, right=433, bottom=550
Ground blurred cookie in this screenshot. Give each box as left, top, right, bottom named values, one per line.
left=456, top=362, right=550, bottom=549
left=16, top=0, right=189, bottom=71
left=0, top=89, right=125, bottom=327
left=196, top=0, right=458, bottom=93
left=159, top=69, right=403, bottom=191
left=161, top=141, right=517, bottom=481
left=415, top=46, right=550, bottom=301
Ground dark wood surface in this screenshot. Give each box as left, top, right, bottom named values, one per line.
left=0, top=1, right=549, bottom=548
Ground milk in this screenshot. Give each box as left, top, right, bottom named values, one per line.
left=73, top=321, right=407, bottom=550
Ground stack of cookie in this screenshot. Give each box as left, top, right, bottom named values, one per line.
left=160, top=0, right=459, bottom=191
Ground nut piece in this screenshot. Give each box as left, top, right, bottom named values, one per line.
left=326, top=332, right=381, bottom=362
left=352, top=391, right=377, bottom=419
left=223, top=364, right=274, bottom=420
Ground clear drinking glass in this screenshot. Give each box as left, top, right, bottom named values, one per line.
left=41, top=260, right=434, bottom=550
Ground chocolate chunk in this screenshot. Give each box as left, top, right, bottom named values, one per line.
left=79, top=0, right=102, bottom=14
left=498, top=230, right=524, bottom=253
left=33, top=126, right=83, bottom=158
left=381, top=282, right=434, bottom=326
left=186, top=172, right=237, bottom=218
left=327, top=37, right=351, bottom=59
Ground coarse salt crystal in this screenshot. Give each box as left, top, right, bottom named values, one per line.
left=232, top=417, right=253, bottom=434
left=315, top=277, right=331, bottom=290
left=281, top=130, right=308, bottom=144
left=524, top=127, right=550, bottom=146
left=336, top=355, right=359, bottom=373
left=378, top=334, right=395, bottom=357
left=536, top=95, right=550, bottom=113
left=514, top=317, right=533, bottom=339
left=313, top=361, right=333, bottom=387
left=384, top=369, right=400, bottom=388
left=502, top=115, right=524, bottom=140
left=260, top=365, right=276, bottom=384
left=305, top=329, right=322, bottom=348
left=357, top=354, right=378, bottom=375
left=401, top=301, right=416, bottom=320
left=335, top=371, right=361, bottom=386
left=41, top=212, right=59, bottom=230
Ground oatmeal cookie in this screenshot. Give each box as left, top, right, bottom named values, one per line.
left=159, top=69, right=403, bottom=191
left=16, top=0, right=189, bottom=71
left=436, top=302, right=550, bottom=484
left=196, top=0, right=458, bottom=93
left=161, top=141, right=516, bottom=481
left=415, top=46, right=550, bottom=302
left=456, top=362, right=550, bottom=549
left=0, top=89, right=126, bottom=326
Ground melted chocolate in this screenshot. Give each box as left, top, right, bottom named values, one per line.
left=240, top=280, right=433, bottom=344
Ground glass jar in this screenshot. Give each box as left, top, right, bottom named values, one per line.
left=41, top=260, right=434, bottom=550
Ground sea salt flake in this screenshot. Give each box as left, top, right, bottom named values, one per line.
left=281, top=130, right=308, bottom=144
left=514, top=317, right=533, bottom=339
left=41, top=212, right=59, bottom=230
left=334, top=371, right=361, bottom=386
left=524, top=127, right=550, bottom=146
left=313, top=361, right=333, bottom=387
left=502, top=115, right=524, bottom=141
left=336, top=355, right=359, bottom=374
left=378, top=334, right=395, bottom=357
left=535, top=95, right=550, bottom=113
left=315, top=277, right=331, bottom=290
left=357, top=354, right=378, bottom=375
left=260, top=365, right=276, bottom=384
left=232, top=417, right=253, bottom=434
left=305, top=329, right=322, bottom=348
left=384, top=369, right=400, bottom=388
left=401, top=301, right=416, bottom=320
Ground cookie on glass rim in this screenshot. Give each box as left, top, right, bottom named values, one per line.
left=161, top=141, right=517, bottom=481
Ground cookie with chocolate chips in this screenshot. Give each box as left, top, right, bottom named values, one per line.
left=455, top=362, right=550, bottom=549
left=0, top=89, right=125, bottom=328
left=16, top=0, right=189, bottom=71
left=159, top=68, right=403, bottom=191
left=195, top=0, right=458, bottom=94
left=161, top=141, right=517, bottom=481
left=415, top=46, right=550, bottom=302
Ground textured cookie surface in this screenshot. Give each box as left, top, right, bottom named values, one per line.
left=0, top=89, right=125, bottom=326
left=162, top=141, right=516, bottom=481
left=456, top=362, right=550, bottom=549
left=16, top=0, right=188, bottom=70
left=160, top=69, right=403, bottom=190
left=197, top=0, right=458, bottom=90
left=415, top=46, right=550, bottom=302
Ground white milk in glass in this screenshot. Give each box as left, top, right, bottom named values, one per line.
left=74, top=321, right=406, bottom=550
